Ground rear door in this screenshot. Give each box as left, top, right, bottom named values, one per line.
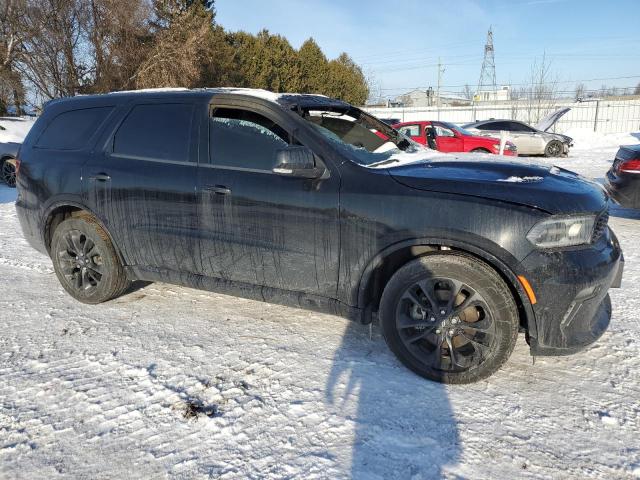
left=84, top=101, right=200, bottom=273
left=196, top=101, right=340, bottom=297
left=507, top=122, right=545, bottom=154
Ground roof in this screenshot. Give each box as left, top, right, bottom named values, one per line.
left=44, top=87, right=349, bottom=111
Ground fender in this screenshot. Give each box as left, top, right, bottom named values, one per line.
left=40, top=197, right=128, bottom=268
left=355, top=233, right=538, bottom=339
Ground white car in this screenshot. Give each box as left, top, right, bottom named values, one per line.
left=463, top=108, right=572, bottom=157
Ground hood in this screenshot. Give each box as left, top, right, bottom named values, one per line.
left=387, top=159, right=607, bottom=214
left=535, top=107, right=571, bottom=132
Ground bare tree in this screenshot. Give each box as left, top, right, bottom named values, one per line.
left=0, top=0, right=27, bottom=113
left=134, top=3, right=219, bottom=88
left=574, top=83, right=585, bottom=100
left=523, top=53, right=558, bottom=124
left=17, top=0, right=90, bottom=100
left=14, top=0, right=150, bottom=102
left=635, top=82, right=640, bottom=96
left=364, top=68, right=382, bottom=105
left=462, top=84, right=473, bottom=101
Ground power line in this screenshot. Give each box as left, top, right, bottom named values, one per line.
left=378, top=75, right=640, bottom=92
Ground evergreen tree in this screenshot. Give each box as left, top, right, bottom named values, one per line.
left=228, top=29, right=302, bottom=92
left=325, top=53, right=369, bottom=105
left=298, top=38, right=328, bottom=94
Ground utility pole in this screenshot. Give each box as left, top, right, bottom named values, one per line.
left=436, top=57, right=445, bottom=120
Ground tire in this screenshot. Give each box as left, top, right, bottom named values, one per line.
left=470, top=148, right=490, bottom=154
left=544, top=140, right=563, bottom=157
left=379, top=253, right=519, bottom=384
left=51, top=213, right=130, bottom=304
left=1, top=158, right=17, bottom=188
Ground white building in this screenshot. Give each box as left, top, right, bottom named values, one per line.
left=395, top=89, right=471, bottom=107
left=474, top=85, right=511, bottom=102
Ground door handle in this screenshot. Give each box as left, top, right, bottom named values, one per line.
left=205, top=185, right=232, bottom=195
left=89, top=173, right=111, bottom=182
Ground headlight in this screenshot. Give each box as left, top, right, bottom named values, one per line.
left=526, top=215, right=596, bottom=248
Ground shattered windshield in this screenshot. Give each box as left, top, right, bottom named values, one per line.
left=299, top=107, right=422, bottom=166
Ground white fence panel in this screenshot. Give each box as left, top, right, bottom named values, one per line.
left=365, top=99, right=640, bottom=134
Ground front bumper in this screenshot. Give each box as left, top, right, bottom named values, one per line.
left=521, top=227, right=622, bottom=356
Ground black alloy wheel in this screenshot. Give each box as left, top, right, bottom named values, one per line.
left=51, top=215, right=129, bottom=304
left=1, top=158, right=16, bottom=187
left=380, top=254, right=519, bottom=384
left=396, top=277, right=496, bottom=373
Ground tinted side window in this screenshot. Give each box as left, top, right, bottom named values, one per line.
left=113, top=104, right=193, bottom=162
left=36, top=107, right=113, bottom=150
left=480, top=121, right=509, bottom=131
left=398, top=124, right=421, bottom=137
left=209, top=108, right=288, bottom=170
left=511, top=122, right=536, bottom=132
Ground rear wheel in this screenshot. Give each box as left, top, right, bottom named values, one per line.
left=51, top=214, right=129, bottom=304
left=379, top=254, right=519, bottom=384
left=1, top=158, right=16, bottom=187
left=544, top=140, right=563, bottom=157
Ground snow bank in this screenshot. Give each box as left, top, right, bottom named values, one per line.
left=564, top=127, right=640, bottom=151
left=0, top=117, right=35, bottom=143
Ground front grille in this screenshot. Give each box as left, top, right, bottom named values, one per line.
left=592, top=209, right=609, bottom=242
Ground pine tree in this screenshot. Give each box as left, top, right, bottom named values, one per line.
left=227, top=29, right=302, bottom=92
left=298, top=38, right=328, bottom=94
left=325, top=53, right=369, bottom=105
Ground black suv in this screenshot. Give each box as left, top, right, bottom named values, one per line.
left=15, top=89, right=623, bottom=383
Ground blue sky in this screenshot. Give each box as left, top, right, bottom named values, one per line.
left=215, top=0, right=640, bottom=99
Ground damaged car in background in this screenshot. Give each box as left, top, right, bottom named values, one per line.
left=15, top=89, right=622, bottom=384
left=464, top=107, right=573, bottom=157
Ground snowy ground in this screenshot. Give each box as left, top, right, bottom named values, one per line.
left=1, top=127, right=640, bottom=479
left=0, top=117, right=36, bottom=144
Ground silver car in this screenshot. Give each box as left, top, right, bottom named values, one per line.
left=463, top=108, right=572, bottom=157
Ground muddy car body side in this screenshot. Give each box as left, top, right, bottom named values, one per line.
left=15, top=90, right=622, bottom=382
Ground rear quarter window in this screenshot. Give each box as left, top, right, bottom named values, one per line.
left=35, top=107, right=113, bottom=150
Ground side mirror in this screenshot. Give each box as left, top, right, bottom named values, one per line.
left=273, top=146, right=326, bottom=179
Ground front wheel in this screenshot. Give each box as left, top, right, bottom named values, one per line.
left=1, top=158, right=17, bottom=187
left=51, top=214, right=130, bottom=304
left=379, top=254, right=519, bottom=384
left=544, top=140, right=563, bottom=157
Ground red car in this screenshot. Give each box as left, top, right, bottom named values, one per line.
left=393, top=120, right=517, bottom=156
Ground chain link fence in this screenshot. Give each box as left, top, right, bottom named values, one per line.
left=365, top=98, right=640, bottom=134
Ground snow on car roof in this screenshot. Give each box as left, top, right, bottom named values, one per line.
left=101, top=87, right=344, bottom=109
left=107, top=87, right=190, bottom=95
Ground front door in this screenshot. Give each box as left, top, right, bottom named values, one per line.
left=196, top=103, right=340, bottom=298
left=397, top=124, right=425, bottom=145
left=434, top=124, right=464, bottom=152
left=84, top=102, right=200, bottom=273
